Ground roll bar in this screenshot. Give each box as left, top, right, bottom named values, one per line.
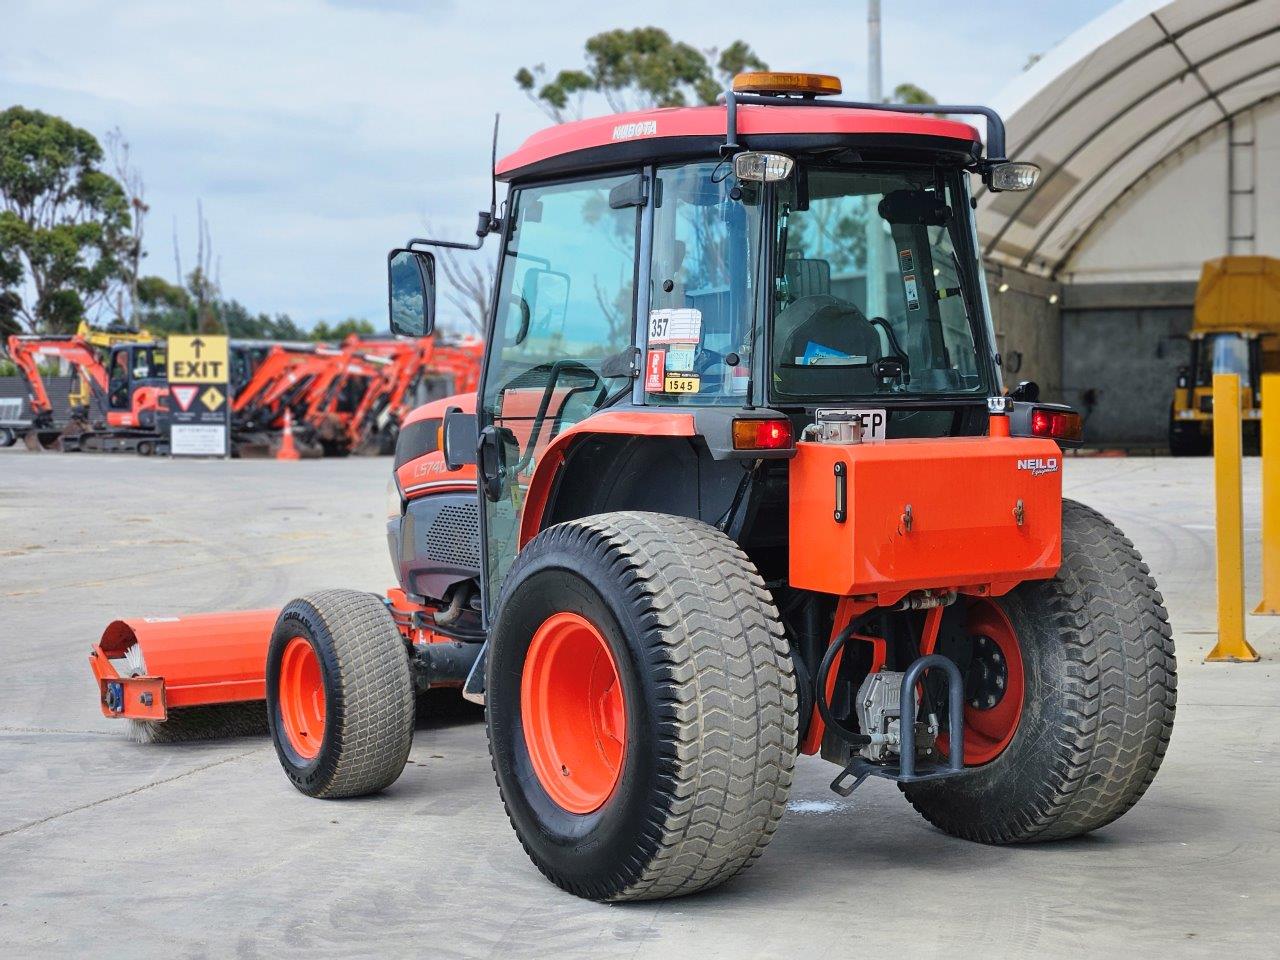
left=720, top=88, right=1008, bottom=165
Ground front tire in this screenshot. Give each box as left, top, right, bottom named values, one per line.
left=487, top=512, right=798, bottom=902
left=266, top=590, right=415, bottom=798
left=903, top=499, right=1177, bottom=842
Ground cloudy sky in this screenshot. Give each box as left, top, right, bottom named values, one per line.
left=3, top=0, right=1115, bottom=330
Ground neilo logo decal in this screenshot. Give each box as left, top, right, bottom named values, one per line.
left=1017, top=457, right=1059, bottom=477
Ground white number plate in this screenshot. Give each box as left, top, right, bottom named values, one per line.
left=815, top=408, right=887, bottom=441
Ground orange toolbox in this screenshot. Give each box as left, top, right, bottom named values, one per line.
left=788, top=435, right=1063, bottom=603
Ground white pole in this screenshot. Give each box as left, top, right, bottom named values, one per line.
left=865, top=0, right=887, bottom=319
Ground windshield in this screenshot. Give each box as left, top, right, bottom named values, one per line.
left=770, top=166, right=989, bottom=402
left=1205, top=333, right=1251, bottom=386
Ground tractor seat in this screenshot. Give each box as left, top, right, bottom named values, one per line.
left=773, top=295, right=883, bottom=396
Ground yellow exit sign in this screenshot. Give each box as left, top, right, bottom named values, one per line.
left=167, top=335, right=229, bottom=382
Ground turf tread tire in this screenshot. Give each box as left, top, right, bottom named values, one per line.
left=267, top=589, right=414, bottom=799
left=488, top=511, right=798, bottom=902
left=903, top=499, right=1177, bottom=842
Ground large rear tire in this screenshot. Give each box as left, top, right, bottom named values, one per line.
left=266, top=590, right=415, bottom=798
left=903, top=499, right=1176, bottom=842
left=487, top=512, right=798, bottom=902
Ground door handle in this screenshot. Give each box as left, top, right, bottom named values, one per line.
left=478, top=425, right=506, bottom=502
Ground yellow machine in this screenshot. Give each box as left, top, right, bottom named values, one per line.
left=1170, top=256, right=1280, bottom=455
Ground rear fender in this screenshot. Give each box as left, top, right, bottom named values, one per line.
left=518, top=411, right=695, bottom=547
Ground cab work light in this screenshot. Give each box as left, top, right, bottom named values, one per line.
left=733, top=152, right=794, bottom=183
left=988, top=162, right=1040, bottom=192
left=732, top=418, right=794, bottom=451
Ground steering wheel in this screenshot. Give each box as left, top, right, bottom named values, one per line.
left=512, top=359, right=602, bottom=474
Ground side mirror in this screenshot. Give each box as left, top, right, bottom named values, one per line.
left=441, top=406, right=478, bottom=470
left=1008, top=380, right=1040, bottom=402
left=387, top=249, right=436, bottom=337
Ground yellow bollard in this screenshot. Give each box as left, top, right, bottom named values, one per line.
left=1206, top=373, right=1259, bottom=661
left=1255, top=373, right=1280, bottom=615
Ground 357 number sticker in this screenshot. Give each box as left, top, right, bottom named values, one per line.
left=664, top=375, right=700, bottom=394
left=648, top=308, right=702, bottom=345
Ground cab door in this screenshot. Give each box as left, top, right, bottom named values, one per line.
left=476, top=173, right=644, bottom=613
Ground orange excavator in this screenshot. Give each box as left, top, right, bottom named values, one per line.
left=341, top=335, right=484, bottom=455
left=228, top=334, right=484, bottom=457
left=4, top=331, right=171, bottom=454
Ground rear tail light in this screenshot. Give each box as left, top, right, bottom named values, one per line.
left=732, top=418, right=793, bottom=450
left=1029, top=407, right=1083, bottom=442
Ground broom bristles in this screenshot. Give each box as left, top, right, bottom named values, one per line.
left=126, top=702, right=269, bottom=743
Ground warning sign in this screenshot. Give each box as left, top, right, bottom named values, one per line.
left=201, top=386, right=225, bottom=412
left=644, top=350, right=665, bottom=392
left=167, top=335, right=229, bottom=457
left=170, top=385, right=198, bottom=412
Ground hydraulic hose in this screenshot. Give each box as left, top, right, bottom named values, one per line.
left=814, top=624, right=872, bottom=747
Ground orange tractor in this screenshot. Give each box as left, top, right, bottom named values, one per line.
left=91, top=73, right=1176, bottom=901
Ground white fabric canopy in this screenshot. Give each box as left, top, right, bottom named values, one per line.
left=978, top=0, right=1280, bottom=279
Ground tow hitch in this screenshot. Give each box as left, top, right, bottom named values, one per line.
left=827, top=654, right=969, bottom=797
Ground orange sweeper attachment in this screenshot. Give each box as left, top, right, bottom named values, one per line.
left=89, top=395, right=480, bottom=741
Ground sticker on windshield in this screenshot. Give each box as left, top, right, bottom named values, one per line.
left=644, top=350, right=665, bottom=392
left=664, top=374, right=700, bottom=394
left=903, top=274, right=920, bottom=311
left=665, top=345, right=696, bottom=372
left=649, top=308, right=701, bottom=344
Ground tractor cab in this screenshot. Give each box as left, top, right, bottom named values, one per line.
left=387, top=71, right=1074, bottom=611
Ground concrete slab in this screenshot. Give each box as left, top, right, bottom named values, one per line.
left=1, top=449, right=1276, bottom=958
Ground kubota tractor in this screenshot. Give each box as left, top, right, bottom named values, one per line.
left=95, top=72, right=1178, bottom=903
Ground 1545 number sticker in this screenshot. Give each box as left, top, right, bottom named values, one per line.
left=664, top=374, right=700, bottom=394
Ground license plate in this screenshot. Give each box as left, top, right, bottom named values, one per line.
left=815, top=408, right=887, bottom=441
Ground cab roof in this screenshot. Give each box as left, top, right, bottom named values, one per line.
left=496, top=103, right=984, bottom=182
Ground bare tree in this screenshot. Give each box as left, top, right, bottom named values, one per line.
left=425, top=221, right=495, bottom=336
left=104, top=127, right=148, bottom=328
left=172, top=201, right=221, bottom=333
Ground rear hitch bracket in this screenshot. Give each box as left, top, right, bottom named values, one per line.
left=830, top=653, right=968, bottom=797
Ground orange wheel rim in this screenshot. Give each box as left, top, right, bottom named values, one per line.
left=940, top=599, right=1025, bottom=765
left=520, top=612, right=626, bottom=814
left=279, top=636, right=326, bottom=760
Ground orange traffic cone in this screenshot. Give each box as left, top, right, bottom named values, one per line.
left=277, top=409, right=301, bottom=461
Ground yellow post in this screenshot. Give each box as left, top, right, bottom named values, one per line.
left=1206, top=373, right=1259, bottom=661
left=1256, top=372, right=1280, bottom=614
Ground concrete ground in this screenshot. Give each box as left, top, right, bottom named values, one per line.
left=1, top=449, right=1277, bottom=959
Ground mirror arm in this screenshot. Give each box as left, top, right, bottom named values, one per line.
left=406, top=115, right=505, bottom=252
